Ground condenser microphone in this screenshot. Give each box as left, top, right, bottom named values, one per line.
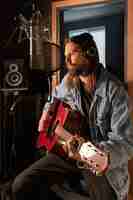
left=18, top=13, right=29, bottom=25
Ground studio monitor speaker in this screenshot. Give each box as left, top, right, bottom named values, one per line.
left=1, top=59, right=29, bottom=91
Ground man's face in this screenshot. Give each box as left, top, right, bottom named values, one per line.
left=65, top=41, right=90, bottom=72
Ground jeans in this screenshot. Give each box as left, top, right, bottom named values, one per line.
left=11, top=153, right=117, bottom=200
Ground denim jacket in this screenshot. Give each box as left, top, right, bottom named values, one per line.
left=43, top=67, right=133, bottom=200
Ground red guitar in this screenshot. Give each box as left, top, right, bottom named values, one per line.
left=36, top=97, right=109, bottom=176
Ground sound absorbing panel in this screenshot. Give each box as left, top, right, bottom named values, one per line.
left=0, top=0, right=55, bottom=180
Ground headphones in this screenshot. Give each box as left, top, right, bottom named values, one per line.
left=82, top=46, right=99, bottom=63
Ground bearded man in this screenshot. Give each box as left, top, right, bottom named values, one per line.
left=12, top=33, right=133, bottom=200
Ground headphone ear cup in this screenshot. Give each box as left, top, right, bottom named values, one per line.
left=82, top=49, right=91, bottom=58
left=86, top=47, right=97, bottom=57
left=84, top=47, right=99, bottom=63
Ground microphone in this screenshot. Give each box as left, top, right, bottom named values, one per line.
left=18, top=13, right=29, bottom=25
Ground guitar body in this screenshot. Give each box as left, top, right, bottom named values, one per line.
left=36, top=97, right=109, bottom=175
left=36, top=97, right=87, bottom=151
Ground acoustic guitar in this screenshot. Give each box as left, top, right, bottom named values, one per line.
left=36, top=97, right=109, bottom=176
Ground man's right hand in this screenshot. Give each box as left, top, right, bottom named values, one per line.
left=38, top=111, right=48, bottom=132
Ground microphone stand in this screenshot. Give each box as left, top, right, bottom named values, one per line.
left=0, top=89, right=24, bottom=180
left=8, top=91, right=23, bottom=178
left=3, top=27, right=18, bottom=49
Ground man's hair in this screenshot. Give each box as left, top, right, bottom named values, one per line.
left=64, top=33, right=99, bottom=88
left=70, top=32, right=99, bottom=64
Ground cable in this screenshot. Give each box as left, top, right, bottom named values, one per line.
left=47, top=77, right=52, bottom=102
left=35, top=0, right=39, bottom=11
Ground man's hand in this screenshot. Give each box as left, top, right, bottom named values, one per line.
left=64, top=136, right=85, bottom=160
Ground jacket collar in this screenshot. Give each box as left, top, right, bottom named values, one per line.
left=94, top=66, right=109, bottom=99
left=89, top=67, right=109, bottom=117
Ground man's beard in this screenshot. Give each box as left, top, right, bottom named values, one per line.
left=68, top=64, right=95, bottom=76
left=64, top=64, right=97, bottom=90
left=64, top=72, right=80, bottom=89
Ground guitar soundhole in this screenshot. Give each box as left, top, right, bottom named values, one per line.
left=49, top=111, right=54, bottom=116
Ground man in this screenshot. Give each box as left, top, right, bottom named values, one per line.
left=12, top=33, right=133, bottom=200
